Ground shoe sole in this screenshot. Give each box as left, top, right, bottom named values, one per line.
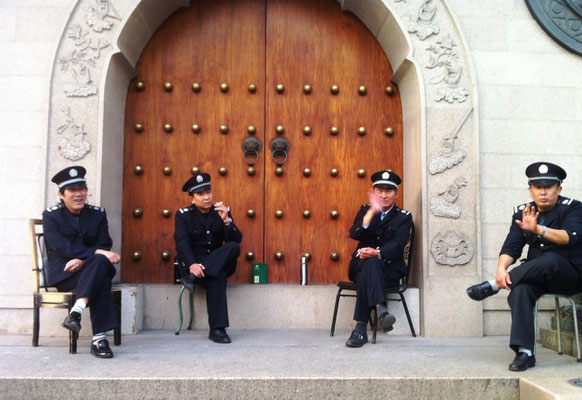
left=61, top=321, right=81, bottom=333
left=380, top=314, right=396, bottom=332
left=509, top=361, right=535, bottom=371
left=90, top=349, right=113, bottom=358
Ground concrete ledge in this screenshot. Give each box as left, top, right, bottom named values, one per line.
left=0, top=377, right=518, bottom=400
left=143, top=284, right=420, bottom=334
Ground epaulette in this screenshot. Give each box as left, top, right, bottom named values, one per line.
left=559, top=197, right=574, bottom=206
left=179, top=206, right=193, bottom=214
left=45, top=203, right=64, bottom=213
left=513, top=203, right=528, bottom=214
left=400, top=208, right=411, bottom=215
left=87, top=204, right=105, bottom=212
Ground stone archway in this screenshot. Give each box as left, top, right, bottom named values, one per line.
left=46, top=0, right=481, bottom=337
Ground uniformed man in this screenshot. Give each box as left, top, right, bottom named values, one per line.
left=174, top=172, right=242, bottom=343
left=43, top=166, right=120, bottom=358
left=467, top=162, right=582, bottom=371
left=345, top=169, right=413, bottom=347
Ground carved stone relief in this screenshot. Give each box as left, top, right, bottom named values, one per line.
left=59, top=24, right=110, bottom=97
left=526, top=0, right=582, bottom=56
left=430, top=176, right=467, bottom=219
left=429, top=108, right=472, bottom=175
left=56, top=106, right=92, bottom=161
left=426, top=35, right=469, bottom=103
left=53, top=0, right=120, bottom=161
left=404, top=0, right=439, bottom=40
left=430, top=230, right=474, bottom=266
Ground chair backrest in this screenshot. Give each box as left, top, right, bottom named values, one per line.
left=400, top=223, right=415, bottom=288
left=29, top=219, right=49, bottom=293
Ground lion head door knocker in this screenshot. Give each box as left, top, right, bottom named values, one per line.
left=269, top=137, right=290, bottom=167
left=242, top=137, right=262, bottom=176
left=242, top=137, right=262, bottom=165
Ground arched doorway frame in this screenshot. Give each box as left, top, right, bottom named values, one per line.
left=46, top=0, right=481, bottom=337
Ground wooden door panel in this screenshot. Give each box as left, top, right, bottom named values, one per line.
left=265, top=0, right=403, bottom=284
left=122, top=0, right=266, bottom=283
left=122, top=0, right=402, bottom=284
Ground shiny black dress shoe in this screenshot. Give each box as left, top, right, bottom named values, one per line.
left=466, top=281, right=499, bottom=301
left=61, top=311, right=81, bottom=333
left=345, top=330, right=368, bottom=348
left=91, top=339, right=113, bottom=358
left=379, top=311, right=396, bottom=332
left=179, top=264, right=196, bottom=292
left=209, top=328, right=231, bottom=344
left=509, top=352, right=535, bottom=371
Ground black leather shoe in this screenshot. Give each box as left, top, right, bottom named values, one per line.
left=379, top=311, right=396, bottom=332
left=209, top=328, right=231, bottom=344
left=179, top=263, right=195, bottom=292
left=61, top=311, right=81, bottom=333
left=91, top=339, right=113, bottom=358
left=509, top=352, right=535, bottom=371
left=466, top=281, right=499, bottom=301
left=345, top=330, right=368, bottom=348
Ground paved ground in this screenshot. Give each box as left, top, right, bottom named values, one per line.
left=1, top=330, right=581, bottom=398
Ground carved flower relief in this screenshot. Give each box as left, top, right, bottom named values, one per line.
left=430, top=231, right=473, bottom=266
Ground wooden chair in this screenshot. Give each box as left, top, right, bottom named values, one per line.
left=30, top=219, right=121, bottom=354
left=174, top=257, right=194, bottom=335
left=330, top=224, right=417, bottom=343
left=534, top=293, right=581, bottom=362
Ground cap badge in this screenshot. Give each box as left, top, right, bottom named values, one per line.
left=196, top=175, right=203, bottom=183
left=69, top=169, right=78, bottom=177
left=538, top=164, right=548, bottom=174
left=382, top=172, right=390, bottom=179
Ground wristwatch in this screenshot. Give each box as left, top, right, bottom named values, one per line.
left=539, top=225, right=547, bottom=237
left=377, top=249, right=382, bottom=259
left=225, top=217, right=232, bottom=226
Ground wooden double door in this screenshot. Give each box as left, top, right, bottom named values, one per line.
left=121, top=0, right=403, bottom=284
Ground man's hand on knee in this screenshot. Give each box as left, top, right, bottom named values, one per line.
left=94, top=249, right=121, bottom=264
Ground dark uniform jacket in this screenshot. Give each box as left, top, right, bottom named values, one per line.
left=174, top=205, right=242, bottom=271
left=348, top=204, right=413, bottom=281
left=42, top=203, right=113, bottom=286
left=500, top=196, right=582, bottom=271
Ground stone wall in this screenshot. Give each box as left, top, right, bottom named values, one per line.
left=0, top=0, right=581, bottom=337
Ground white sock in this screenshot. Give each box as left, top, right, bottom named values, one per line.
left=71, top=299, right=87, bottom=315
left=92, top=333, right=106, bottom=344
left=518, top=347, right=532, bottom=356
left=487, top=280, right=499, bottom=291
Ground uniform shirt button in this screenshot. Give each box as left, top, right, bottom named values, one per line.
left=207, top=249, right=210, bottom=253
left=206, top=230, right=210, bottom=234
left=540, top=244, right=544, bottom=247
left=377, top=237, right=380, bottom=240
left=208, top=241, right=212, bottom=244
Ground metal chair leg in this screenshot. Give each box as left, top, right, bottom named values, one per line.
left=567, top=297, right=582, bottom=362
left=175, top=285, right=186, bottom=335
left=113, top=290, right=122, bottom=346
left=187, top=290, right=194, bottom=330
left=555, top=297, right=563, bottom=355
left=533, top=297, right=541, bottom=354
left=32, top=306, right=40, bottom=347
left=330, top=287, right=342, bottom=336
left=400, top=293, right=417, bottom=337
left=371, top=309, right=378, bottom=344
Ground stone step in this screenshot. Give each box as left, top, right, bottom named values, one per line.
left=540, top=328, right=582, bottom=359
left=1, top=377, right=518, bottom=400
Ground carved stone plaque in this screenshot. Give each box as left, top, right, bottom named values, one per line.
left=526, top=0, right=582, bottom=56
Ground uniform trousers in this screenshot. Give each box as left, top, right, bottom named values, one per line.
left=507, top=252, right=581, bottom=353
left=55, top=254, right=118, bottom=335
left=192, top=241, right=240, bottom=329
left=351, top=258, right=399, bottom=323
